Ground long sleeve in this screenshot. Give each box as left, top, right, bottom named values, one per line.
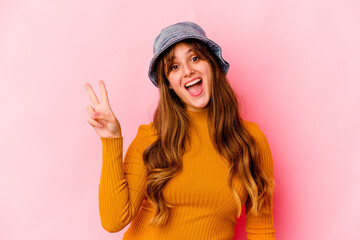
left=98, top=125, right=151, bottom=232
left=244, top=124, right=276, bottom=240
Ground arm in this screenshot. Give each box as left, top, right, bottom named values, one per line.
left=84, top=81, right=148, bottom=232
left=99, top=126, right=149, bottom=232
left=245, top=125, right=276, bottom=240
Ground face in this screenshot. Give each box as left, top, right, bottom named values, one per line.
left=166, top=42, right=213, bottom=112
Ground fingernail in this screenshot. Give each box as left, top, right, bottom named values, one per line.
left=97, top=123, right=103, bottom=128
left=94, top=112, right=99, bottom=116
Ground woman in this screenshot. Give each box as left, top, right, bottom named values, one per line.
left=85, top=22, right=275, bottom=239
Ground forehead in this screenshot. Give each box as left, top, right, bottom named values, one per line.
left=169, top=42, right=194, bottom=59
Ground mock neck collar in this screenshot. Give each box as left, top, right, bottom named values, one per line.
left=186, top=108, right=209, bottom=126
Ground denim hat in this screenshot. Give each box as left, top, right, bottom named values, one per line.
left=148, top=21, right=230, bottom=87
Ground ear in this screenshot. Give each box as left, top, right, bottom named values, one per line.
left=169, top=84, right=173, bottom=89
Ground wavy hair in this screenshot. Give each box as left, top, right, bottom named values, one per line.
left=143, top=39, right=274, bottom=226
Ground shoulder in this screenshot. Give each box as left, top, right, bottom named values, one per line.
left=124, top=123, right=157, bottom=161
left=242, top=119, right=274, bottom=174
left=242, top=120, right=266, bottom=141
left=136, top=122, right=157, bottom=139
left=129, top=122, right=158, bottom=151
left=242, top=119, right=271, bottom=155
left=241, top=119, right=259, bottom=131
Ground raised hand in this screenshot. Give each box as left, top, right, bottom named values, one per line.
left=85, top=80, right=122, bottom=138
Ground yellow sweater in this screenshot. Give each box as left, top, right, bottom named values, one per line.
left=99, top=110, right=275, bottom=239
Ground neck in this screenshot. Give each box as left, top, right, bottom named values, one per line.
left=186, top=107, right=209, bottom=126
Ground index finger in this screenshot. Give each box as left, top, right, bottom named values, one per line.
left=84, top=82, right=100, bottom=105
left=99, top=80, right=110, bottom=107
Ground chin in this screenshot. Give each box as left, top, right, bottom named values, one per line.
left=188, top=101, right=210, bottom=110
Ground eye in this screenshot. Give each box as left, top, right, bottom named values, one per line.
left=191, top=56, right=200, bottom=62
left=170, top=65, right=179, bottom=71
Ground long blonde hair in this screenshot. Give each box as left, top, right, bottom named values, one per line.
left=143, top=39, right=274, bottom=226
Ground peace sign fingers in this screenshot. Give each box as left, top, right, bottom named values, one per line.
left=99, top=80, right=111, bottom=108
left=84, top=80, right=122, bottom=138
left=85, top=82, right=100, bottom=106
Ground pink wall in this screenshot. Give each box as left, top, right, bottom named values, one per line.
left=1, top=0, right=359, bottom=239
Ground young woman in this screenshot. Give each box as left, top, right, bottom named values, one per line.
left=85, top=21, right=275, bottom=239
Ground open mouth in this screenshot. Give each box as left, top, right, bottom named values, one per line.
left=185, top=78, right=203, bottom=96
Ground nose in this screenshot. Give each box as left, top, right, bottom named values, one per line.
left=182, top=62, right=194, bottom=77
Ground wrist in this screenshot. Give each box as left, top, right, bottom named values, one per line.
left=110, top=130, right=122, bottom=138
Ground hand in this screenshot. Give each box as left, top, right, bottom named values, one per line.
left=84, top=80, right=122, bottom=138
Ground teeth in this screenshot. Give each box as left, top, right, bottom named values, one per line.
left=185, top=78, right=201, bottom=88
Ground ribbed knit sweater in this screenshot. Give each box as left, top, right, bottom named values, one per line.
left=99, top=110, right=275, bottom=239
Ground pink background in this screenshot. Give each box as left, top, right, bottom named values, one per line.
left=1, top=0, right=359, bottom=239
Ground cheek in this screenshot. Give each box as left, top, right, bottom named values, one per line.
left=204, top=66, right=213, bottom=85
left=168, top=75, right=181, bottom=88
left=168, top=79, right=175, bottom=89
left=202, top=62, right=212, bottom=76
